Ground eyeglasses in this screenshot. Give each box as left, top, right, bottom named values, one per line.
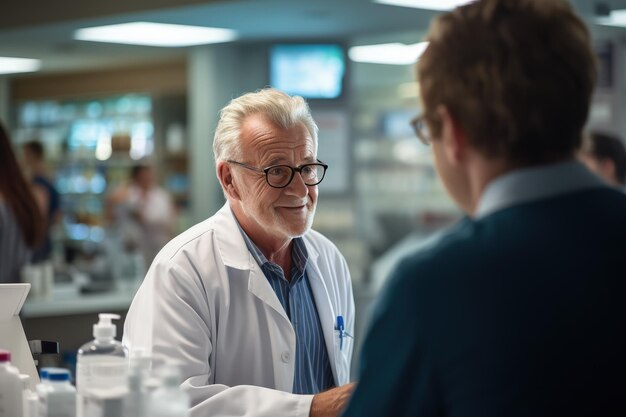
left=227, top=159, right=329, bottom=189
left=410, top=115, right=431, bottom=146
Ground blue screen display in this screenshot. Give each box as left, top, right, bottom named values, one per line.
left=270, top=44, right=345, bottom=99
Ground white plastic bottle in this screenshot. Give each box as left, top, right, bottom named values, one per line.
left=0, top=350, right=24, bottom=417
left=19, top=374, right=38, bottom=417
left=76, top=313, right=128, bottom=417
left=122, top=367, right=147, bottom=417
left=36, top=368, right=52, bottom=417
left=44, top=369, right=76, bottom=417
left=148, top=365, right=189, bottom=417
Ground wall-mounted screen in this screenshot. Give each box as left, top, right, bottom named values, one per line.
left=270, top=44, right=346, bottom=99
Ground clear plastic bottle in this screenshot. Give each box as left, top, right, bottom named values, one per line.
left=128, top=348, right=157, bottom=392
left=122, top=367, right=147, bottom=417
left=148, top=365, right=189, bottom=417
left=0, top=350, right=23, bottom=417
left=76, top=313, right=128, bottom=417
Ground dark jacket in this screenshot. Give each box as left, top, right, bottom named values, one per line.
left=345, top=187, right=626, bottom=417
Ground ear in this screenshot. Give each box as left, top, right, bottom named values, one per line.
left=436, top=105, right=468, bottom=165
left=599, top=158, right=617, bottom=183
left=217, top=161, right=241, bottom=201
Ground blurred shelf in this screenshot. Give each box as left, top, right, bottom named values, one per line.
left=22, top=286, right=135, bottom=318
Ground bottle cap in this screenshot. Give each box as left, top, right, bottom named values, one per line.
left=41, top=367, right=68, bottom=381
left=93, top=313, right=121, bottom=340
left=47, top=369, right=71, bottom=382
left=0, top=350, right=10, bottom=362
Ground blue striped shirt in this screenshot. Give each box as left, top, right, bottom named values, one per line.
left=236, top=223, right=335, bottom=394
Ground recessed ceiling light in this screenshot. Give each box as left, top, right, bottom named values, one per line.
left=75, top=22, right=237, bottom=47
left=596, top=9, right=626, bottom=27
left=0, top=57, right=41, bottom=75
left=349, top=42, right=429, bottom=65
left=373, top=0, right=475, bottom=11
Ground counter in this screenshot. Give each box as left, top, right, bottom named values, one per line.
left=21, top=284, right=137, bottom=355
left=22, top=286, right=135, bottom=318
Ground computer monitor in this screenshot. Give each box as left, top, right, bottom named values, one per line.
left=0, top=283, right=39, bottom=387
left=270, top=44, right=346, bottom=100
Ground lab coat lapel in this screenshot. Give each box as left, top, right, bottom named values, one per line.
left=215, top=203, right=296, bottom=390
left=247, top=262, right=290, bottom=322
left=215, top=203, right=290, bottom=322
left=305, top=244, right=340, bottom=385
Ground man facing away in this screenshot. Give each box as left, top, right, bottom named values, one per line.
left=124, top=88, right=355, bottom=417
left=344, top=0, right=626, bottom=416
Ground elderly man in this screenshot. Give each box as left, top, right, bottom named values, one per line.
left=123, top=88, right=354, bottom=417
left=344, top=0, right=626, bottom=416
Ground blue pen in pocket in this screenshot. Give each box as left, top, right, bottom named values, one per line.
left=335, top=315, right=353, bottom=351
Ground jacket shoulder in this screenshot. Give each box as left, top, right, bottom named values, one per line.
left=152, top=213, right=224, bottom=263
left=390, top=217, right=477, bottom=288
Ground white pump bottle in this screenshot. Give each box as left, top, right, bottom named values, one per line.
left=76, top=313, right=128, bottom=417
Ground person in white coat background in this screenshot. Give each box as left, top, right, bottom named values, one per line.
left=123, top=88, right=356, bottom=417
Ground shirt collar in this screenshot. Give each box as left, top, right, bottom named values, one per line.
left=475, top=160, right=607, bottom=220
left=235, top=220, right=269, bottom=267
left=235, top=218, right=309, bottom=275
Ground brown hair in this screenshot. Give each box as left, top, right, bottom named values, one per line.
left=0, top=122, right=45, bottom=247
left=418, top=0, right=597, bottom=165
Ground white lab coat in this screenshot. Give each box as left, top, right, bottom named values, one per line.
left=122, top=203, right=355, bottom=417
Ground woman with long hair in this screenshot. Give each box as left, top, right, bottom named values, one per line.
left=0, top=120, right=45, bottom=282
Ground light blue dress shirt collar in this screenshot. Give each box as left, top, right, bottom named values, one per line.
left=475, top=160, right=607, bottom=220
left=233, top=218, right=308, bottom=279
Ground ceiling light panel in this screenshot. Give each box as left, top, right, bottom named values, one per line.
left=349, top=42, right=429, bottom=65
left=75, top=22, right=237, bottom=47
left=0, top=57, right=41, bottom=74
left=374, top=0, right=475, bottom=11
left=596, top=10, right=626, bottom=27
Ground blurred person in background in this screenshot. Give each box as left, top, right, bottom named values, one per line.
left=124, top=88, right=355, bottom=417
left=579, top=132, right=626, bottom=188
left=0, top=122, right=46, bottom=282
left=344, top=0, right=626, bottom=416
left=22, top=140, right=61, bottom=263
left=105, top=163, right=177, bottom=265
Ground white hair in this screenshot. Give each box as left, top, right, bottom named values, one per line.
left=213, top=88, right=319, bottom=163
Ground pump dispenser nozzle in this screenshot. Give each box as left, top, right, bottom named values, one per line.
left=93, top=313, right=121, bottom=341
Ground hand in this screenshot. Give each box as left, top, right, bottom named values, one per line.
left=309, top=382, right=356, bottom=417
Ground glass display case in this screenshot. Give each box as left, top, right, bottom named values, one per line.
left=14, top=94, right=154, bottom=243
left=12, top=93, right=189, bottom=288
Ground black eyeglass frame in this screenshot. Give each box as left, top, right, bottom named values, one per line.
left=410, top=115, right=431, bottom=146
left=227, top=159, right=329, bottom=189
